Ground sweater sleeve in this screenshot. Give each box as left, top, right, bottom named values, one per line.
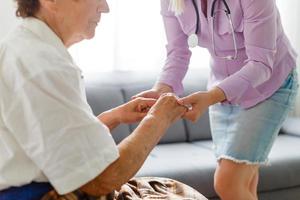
left=217, top=0, right=277, bottom=103
left=158, top=0, right=192, bottom=95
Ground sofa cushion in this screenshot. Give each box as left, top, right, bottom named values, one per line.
left=258, top=187, right=300, bottom=200
left=136, top=143, right=218, bottom=198
left=259, top=134, right=300, bottom=192
left=184, top=114, right=212, bottom=141
left=85, top=85, right=131, bottom=143
left=281, top=117, right=300, bottom=137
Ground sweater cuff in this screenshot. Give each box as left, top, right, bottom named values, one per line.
left=217, top=75, right=251, bottom=104
left=158, top=77, right=183, bottom=96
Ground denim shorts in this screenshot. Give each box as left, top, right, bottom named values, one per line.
left=209, top=69, right=299, bottom=164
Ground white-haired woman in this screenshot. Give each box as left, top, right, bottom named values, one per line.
left=134, top=0, right=298, bottom=199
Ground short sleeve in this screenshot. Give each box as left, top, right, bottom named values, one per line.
left=2, top=68, right=119, bottom=194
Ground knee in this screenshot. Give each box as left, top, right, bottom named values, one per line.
left=214, top=160, right=259, bottom=199
left=214, top=173, right=235, bottom=198
left=214, top=167, right=246, bottom=198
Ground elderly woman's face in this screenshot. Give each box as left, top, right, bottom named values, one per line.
left=55, top=0, right=109, bottom=41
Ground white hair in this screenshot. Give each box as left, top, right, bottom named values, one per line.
left=168, top=0, right=185, bottom=16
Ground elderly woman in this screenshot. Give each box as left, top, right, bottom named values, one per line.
left=0, top=0, right=207, bottom=200
left=134, top=0, right=299, bottom=199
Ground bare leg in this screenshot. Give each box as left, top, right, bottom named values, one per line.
left=249, top=168, right=259, bottom=199
left=214, top=159, right=259, bottom=200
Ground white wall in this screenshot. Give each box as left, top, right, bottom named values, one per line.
left=277, top=0, right=300, bottom=116
left=277, top=0, right=300, bottom=64
left=0, top=1, right=19, bottom=40
left=1, top=1, right=298, bottom=64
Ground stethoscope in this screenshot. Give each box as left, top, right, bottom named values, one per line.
left=187, top=0, right=238, bottom=60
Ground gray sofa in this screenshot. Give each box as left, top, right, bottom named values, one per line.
left=85, top=69, right=300, bottom=200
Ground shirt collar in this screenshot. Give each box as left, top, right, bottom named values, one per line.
left=21, top=17, right=74, bottom=63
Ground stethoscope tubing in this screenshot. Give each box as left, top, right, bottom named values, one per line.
left=211, top=0, right=231, bottom=16
left=191, top=0, right=200, bottom=34
left=189, top=0, right=237, bottom=60
left=191, top=0, right=232, bottom=33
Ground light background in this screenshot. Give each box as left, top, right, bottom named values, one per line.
left=0, top=0, right=299, bottom=115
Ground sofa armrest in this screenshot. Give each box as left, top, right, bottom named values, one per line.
left=281, top=117, right=300, bottom=137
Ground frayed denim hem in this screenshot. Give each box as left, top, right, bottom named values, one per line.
left=216, top=155, right=271, bottom=166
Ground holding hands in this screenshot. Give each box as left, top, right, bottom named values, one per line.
left=148, top=93, right=187, bottom=125
left=99, top=83, right=226, bottom=131
left=121, top=93, right=187, bottom=125
left=112, top=93, right=187, bottom=125
left=133, top=84, right=227, bottom=123
left=98, top=92, right=188, bottom=131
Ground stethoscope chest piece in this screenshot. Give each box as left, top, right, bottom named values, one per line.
left=188, top=33, right=198, bottom=48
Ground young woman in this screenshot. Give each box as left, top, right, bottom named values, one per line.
left=134, top=0, right=299, bottom=199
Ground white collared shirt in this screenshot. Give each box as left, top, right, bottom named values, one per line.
left=0, top=17, right=119, bottom=194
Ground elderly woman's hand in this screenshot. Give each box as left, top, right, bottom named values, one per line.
left=147, top=93, right=187, bottom=125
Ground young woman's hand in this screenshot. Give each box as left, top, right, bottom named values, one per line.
left=131, top=83, right=173, bottom=100
left=178, top=87, right=226, bottom=122
left=178, top=92, right=211, bottom=122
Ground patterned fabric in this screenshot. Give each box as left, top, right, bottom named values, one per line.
left=41, top=177, right=207, bottom=200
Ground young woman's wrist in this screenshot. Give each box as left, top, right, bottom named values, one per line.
left=153, top=83, right=173, bottom=94
left=207, top=87, right=227, bottom=106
